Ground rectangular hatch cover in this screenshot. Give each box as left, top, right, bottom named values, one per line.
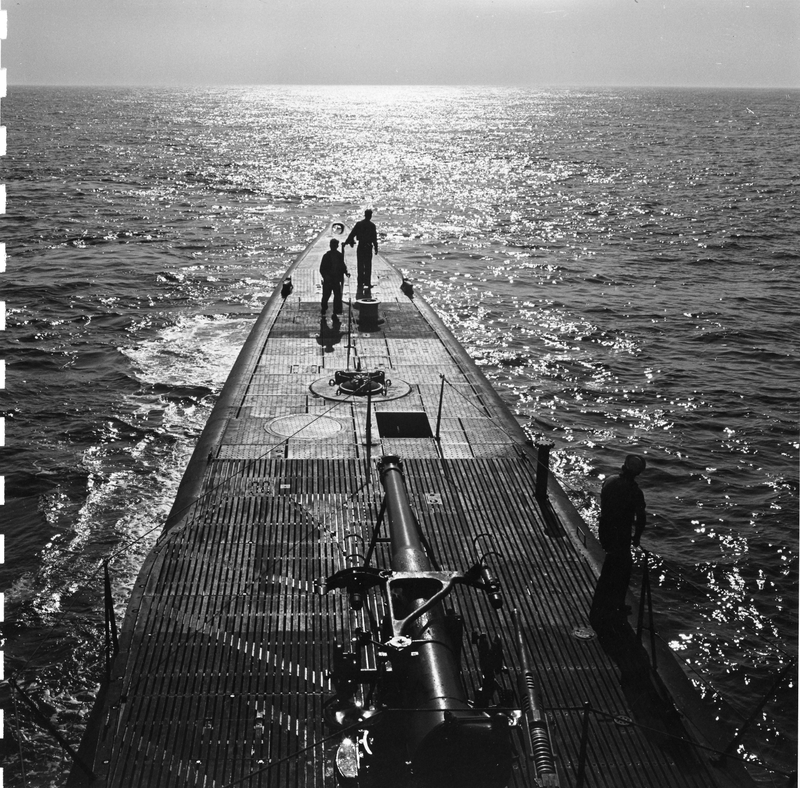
left=375, top=411, right=433, bottom=438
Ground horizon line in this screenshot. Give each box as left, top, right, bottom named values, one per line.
left=8, top=81, right=800, bottom=91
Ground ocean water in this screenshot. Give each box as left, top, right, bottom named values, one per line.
left=0, top=85, right=797, bottom=786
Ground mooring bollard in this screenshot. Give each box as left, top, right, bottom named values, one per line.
left=355, top=297, right=383, bottom=331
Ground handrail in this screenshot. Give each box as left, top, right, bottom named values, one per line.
left=636, top=548, right=657, bottom=670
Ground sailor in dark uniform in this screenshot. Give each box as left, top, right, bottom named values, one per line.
left=320, top=239, right=349, bottom=315
left=590, top=454, right=647, bottom=634
left=344, top=209, right=378, bottom=291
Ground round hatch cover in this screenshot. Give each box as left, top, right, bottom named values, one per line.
left=266, top=414, right=343, bottom=440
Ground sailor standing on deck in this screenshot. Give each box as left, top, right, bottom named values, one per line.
left=320, top=239, right=349, bottom=315
left=590, top=455, right=647, bottom=634
left=344, top=209, right=378, bottom=291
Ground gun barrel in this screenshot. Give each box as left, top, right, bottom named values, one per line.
left=378, top=456, right=464, bottom=707
left=377, top=456, right=512, bottom=788
left=379, top=455, right=430, bottom=572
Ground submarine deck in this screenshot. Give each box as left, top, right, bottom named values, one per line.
left=71, top=224, right=753, bottom=788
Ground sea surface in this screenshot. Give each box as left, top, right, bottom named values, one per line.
left=0, top=85, right=797, bottom=786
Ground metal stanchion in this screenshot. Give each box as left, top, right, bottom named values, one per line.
left=575, top=701, right=592, bottom=788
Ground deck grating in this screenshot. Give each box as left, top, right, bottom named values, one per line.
left=83, top=230, right=739, bottom=788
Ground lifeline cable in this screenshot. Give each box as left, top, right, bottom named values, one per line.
left=11, top=294, right=391, bottom=695
left=9, top=387, right=362, bottom=681
left=115, top=395, right=381, bottom=702
left=117, top=488, right=351, bottom=704
left=41, top=362, right=375, bottom=700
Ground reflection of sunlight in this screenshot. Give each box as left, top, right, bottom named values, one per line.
left=8, top=84, right=794, bottom=785
left=669, top=632, right=694, bottom=651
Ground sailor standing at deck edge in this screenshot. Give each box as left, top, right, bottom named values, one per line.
left=590, top=455, right=647, bottom=634
left=344, top=209, right=378, bottom=291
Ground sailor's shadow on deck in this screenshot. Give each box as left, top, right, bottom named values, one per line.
left=593, top=622, right=706, bottom=773
left=316, top=315, right=348, bottom=352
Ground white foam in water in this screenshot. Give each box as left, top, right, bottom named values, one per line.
left=8, top=315, right=254, bottom=617
left=122, top=313, right=253, bottom=390
left=2, top=311, right=261, bottom=785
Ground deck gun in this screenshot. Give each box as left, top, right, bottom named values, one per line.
left=322, top=455, right=515, bottom=788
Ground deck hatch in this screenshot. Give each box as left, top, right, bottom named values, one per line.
left=266, top=414, right=343, bottom=440
left=375, top=411, right=432, bottom=438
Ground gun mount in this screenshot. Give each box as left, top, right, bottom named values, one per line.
left=322, top=455, right=515, bottom=788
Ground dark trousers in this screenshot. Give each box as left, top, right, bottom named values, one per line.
left=356, top=246, right=373, bottom=287
left=321, top=278, right=344, bottom=313
left=590, top=549, right=633, bottom=631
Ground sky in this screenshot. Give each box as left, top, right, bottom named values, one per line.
left=4, top=0, right=800, bottom=88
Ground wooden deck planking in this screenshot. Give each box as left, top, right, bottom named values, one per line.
left=73, top=225, right=749, bottom=788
